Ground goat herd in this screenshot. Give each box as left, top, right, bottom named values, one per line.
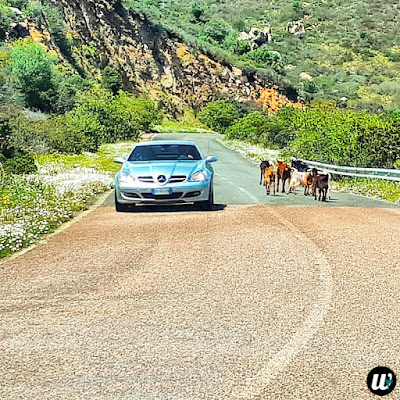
left=260, top=158, right=332, bottom=202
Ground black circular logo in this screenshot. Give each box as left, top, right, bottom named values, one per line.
left=367, top=366, right=396, bottom=396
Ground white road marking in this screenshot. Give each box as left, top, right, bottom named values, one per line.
left=231, top=209, right=334, bottom=399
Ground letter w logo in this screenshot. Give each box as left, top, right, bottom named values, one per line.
left=371, top=373, right=392, bottom=391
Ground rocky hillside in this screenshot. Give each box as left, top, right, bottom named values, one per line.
left=4, top=0, right=298, bottom=114
left=124, top=0, right=400, bottom=112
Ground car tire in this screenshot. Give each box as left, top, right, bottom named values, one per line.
left=115, top=192, right=132, bottom=212
left=196, top=186, right=214, bottom=211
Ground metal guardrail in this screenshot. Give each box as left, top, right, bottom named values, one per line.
left=301, top=159, right=400, bottom=182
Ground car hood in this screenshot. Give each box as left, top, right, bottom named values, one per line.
left=122, top=160, right=205, bottom=178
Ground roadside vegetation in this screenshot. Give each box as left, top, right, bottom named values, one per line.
left=200, top=98, right=400, bottom=204
left=199, top=100, right=400, bottom=169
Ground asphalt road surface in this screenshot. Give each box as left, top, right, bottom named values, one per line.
left=1, top=133, right=400, bottom=400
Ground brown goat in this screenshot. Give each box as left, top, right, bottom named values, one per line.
left=259, top=160, right=271, bottom=185
left=264, top=168, right=276, bottom=195
left=311, top=168, right=329, bottom=201
left=276, top=160, right=291, bottom=193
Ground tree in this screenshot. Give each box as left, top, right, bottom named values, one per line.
left=9, top=41, right=57, bottom=111
left=199, top=100, right=245, bottom=133
left=191, top=2, right=204, bottom=21
left=101, top=66, right=122, bottom=96
left=54, top=74, right=92, bottom=113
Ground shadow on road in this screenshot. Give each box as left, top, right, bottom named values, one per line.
left=118, top=203, right=227, bottom=213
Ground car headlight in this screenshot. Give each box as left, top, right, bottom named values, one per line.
left=189, top=171, right=207, bottom=182
left=119, top=173, right=136, bottom=185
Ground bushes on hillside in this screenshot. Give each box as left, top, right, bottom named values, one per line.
left=244, top=47, right=283, bottom=71
left=198, top=100, right=247, bottom=133
left=226, top=112, right=271, bottom=144
left=101, top=66, right=123, bottom=96
left=284, top=106, right=400, bottom=168
left=0, top=151, right=37, bottom=174
left=200, top=100, right=400, bottom=168
left=199, top=19, right=231, bottom=44
left=4, top=40, right=90, bottom=112
left=0, top=87, right=162, bottom=159
left=70, top=87, right=162, bottom=147
left=223, top=36, right=251, bottom=55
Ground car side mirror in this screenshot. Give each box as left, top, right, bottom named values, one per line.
left=206, top=156, right=218, bottom=163
left=114, top=157, right=125, bottom=165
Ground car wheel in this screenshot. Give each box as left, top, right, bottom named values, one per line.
left=115, top=192, right=132, bottom=212
left=196, top=186, right=214, bottom=211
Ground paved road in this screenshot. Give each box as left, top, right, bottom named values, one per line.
left=1, top=133, right=400, bottom=399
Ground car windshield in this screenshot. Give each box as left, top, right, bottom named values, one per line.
left=128, top=144, right=201, bottom=162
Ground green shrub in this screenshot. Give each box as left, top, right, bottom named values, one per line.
left=288, top=106, right=400, bottom=168
left=69, top=86, right=162, bottom=146
left=54, top=74, right=92, bottom=113
left=224, top=35, right=251, bottom=55
left=0, top=151, right=37, bottom=174
left=200, top=19, right=231, bottom=44
left=226, top=111, right=290, bottom=148
left=191, top=2, right=204, bottom=21
left=7, top=113, right=87, bottom=154
left=226, top=112, right=270, bottom=142
left=199, top=100, right=246, bottom=133
left=9, top=40, right=58, bottom=112
left=244, top=46, right=283, bottom=71
left=101, top=66, right=123, bottom=96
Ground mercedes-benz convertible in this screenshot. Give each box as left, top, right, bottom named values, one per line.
left=114, top=141, right=218, bottom=212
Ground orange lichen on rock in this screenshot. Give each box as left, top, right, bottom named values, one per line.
left=176, top=44, right=194, bottom=63
left=259, top=87, right=302, bottom=113
left=28, top=23, right=43, bottom=42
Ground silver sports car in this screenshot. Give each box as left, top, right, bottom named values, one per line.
left=114, top=140, right=218, bottom=211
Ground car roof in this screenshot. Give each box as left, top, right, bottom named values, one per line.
left=135, top=140, right=198, bottom=147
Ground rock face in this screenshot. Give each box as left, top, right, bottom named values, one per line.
left=286, top=20, right=306, bottom=38
left=42, top=0, right=296, bottom=114
left=238, top=27, right=273, bottom=50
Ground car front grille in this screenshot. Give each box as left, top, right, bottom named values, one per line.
left=141, top=192, right=183, bottom=200
left=138, top=175, right=187, bottom=184
left=169, top=175, right=187, bottom=183
left=138, top=176, right=154, bottom=183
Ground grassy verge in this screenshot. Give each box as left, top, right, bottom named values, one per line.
left=154, top=121, right=214, bottom=134
left=0, top=141, right=139, bottom=259
left=217, top=137, right=281, bottom=164
left=219, top=137, right=400, bottom=204
left=333, top=178, right=400, bottom=204
left=35, top=141, right=139, bottom=173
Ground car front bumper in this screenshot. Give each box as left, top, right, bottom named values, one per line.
left=115, top=181, right=211, bottom=204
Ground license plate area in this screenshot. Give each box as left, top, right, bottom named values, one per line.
left=151, top=188, right=172, bottom=195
